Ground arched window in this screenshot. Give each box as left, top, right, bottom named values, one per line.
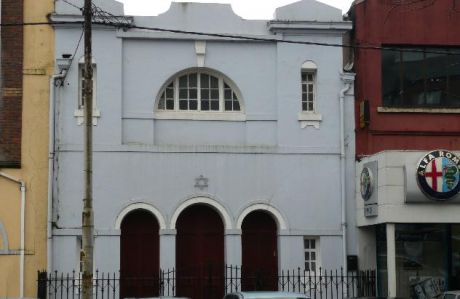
left=156, top=70, right=243, bottom=115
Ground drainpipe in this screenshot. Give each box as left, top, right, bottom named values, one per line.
left=0, top=172, right=26, bottom=298
left=47, top=68, right=68, bottom=274
left=339, top=73, right=354, bottom=275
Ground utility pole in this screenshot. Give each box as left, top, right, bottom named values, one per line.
left=81, top=0, right=94, bottom=298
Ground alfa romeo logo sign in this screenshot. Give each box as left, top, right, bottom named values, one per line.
left=416, top=150, right=460, bottom=200
left=360, top=167, right=373, bottom=201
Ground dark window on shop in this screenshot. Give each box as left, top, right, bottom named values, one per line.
left=376, top=224, right=388, bottom=297
left=376, top=224, right=460, bottom=298
left=382, top=47, right=460, bottom=108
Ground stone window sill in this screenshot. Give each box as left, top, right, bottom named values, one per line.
left=154, top=111, right=246, bottom=121
left=298, top=112, right=322, bottom=129
left=74, top=108, right=101, bottom=125
left=377, top=107, right=460, bottom=114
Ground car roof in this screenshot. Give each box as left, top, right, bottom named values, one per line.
left=225, top=291, right=310, bottom=299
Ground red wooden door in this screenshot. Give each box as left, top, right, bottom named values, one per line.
left=176, top=205, right=224, bottom=299
left=120, top=210, right=159, bottom=298
left=241, top=211, right=278, bottom=291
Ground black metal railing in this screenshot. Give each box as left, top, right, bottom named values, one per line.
left=225, top=266, right=376, bottom=299
left=38, top=266, right=376, bottom=299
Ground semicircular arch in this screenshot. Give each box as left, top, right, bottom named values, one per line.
left=169, top=196, right=232, bottom=230
left=115, top=202, right=166, bottom=230
left=236, top=203, right=288, bottom=231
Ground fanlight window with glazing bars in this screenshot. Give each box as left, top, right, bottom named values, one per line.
left=157, top=71, right=241, bottom=112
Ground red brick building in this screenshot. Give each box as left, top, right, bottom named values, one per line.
left=350, top=0, right=460, bottom=298
left=0, top=0, right=23, bottom=167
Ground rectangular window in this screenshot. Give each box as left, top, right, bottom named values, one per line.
left=200, top=74, right=219, bottom=111
left=304, top=237, right=319, bottom=272
left=301, top=71, right=316, bottom=112
left=178, top=73, right=198, bottom=111
left=382, top=46, right=460, bottom=108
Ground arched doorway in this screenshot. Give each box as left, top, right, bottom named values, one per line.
left=241, top=210, right=278, bottom=291
left=176, top=204, right=225, bottom=299
left=120, top=209, right=159, bottom=298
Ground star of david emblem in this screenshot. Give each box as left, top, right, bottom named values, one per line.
left=194, top=175, right=208, bottom=190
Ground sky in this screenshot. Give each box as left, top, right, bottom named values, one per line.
left=117, top=0, right=355, bottom=19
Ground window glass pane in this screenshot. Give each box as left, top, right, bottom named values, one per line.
left=210, top=100, right=219, bottom=111
left=446, top=49, right=460, bottom=107
left=189, top=89, right=197, bottom=99
left=166, top=88, right=174, bottom=99
left=311, top=240, right=315, bottom=249
left=403, top=49, right=426, bottom=106
left=179, top=76, right=187, bottom=87
left=189, top=99, right=198, bottom=110
left=189, top=73, right=197, bottom=87
left=301, top=73, right=307, bottom=81
left=304, top=239, right=310, bottom=249
left=179, top=100, right=188, bottom=110
left=211, top=76, right=218, bottom=88
left=158, top=97, right=165, bottom=110
left=166, top=99, right=174, bottom=110
left=202, top=100, right=209, bottom=111
left=302, top=84, right=307, bottom=93
left=179, top=89, right=187, bottom=99
left=233, top=101, right=240, bottom=111
left=307, top=74, right=313, bottom=81
left=225, top=100, right=232, bottom=111
left=305, top=263, right=310, bottom=271
left=201, top=74, right=209, bottom=88
left=452, top=225, right=460, bottom=290
left=311, top=262, right=316, bottom=270
left=224, top=89, right=232, bottom=99
left=311, top=252, right=316, bottom=260
left=211, top=89, right=219, bottom=99
left=305, top=252, right=310, bottom=260
left=425, top=49, right=448, bottom=105
left=202, top=89, right=209, bottom=100
left=382, top=48, right=402, bottom=106
left=308, top=102, right=314, bottom=111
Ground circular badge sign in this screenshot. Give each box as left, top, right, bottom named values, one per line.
left=360, top=167, right=373, bottom=201
left=416, top=150, right=460, bottom=201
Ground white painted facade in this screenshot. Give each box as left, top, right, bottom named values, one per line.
left=50, top=0, right=356, bottom=279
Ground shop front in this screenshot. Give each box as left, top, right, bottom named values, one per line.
left=356, top=150, right=460, bottom=299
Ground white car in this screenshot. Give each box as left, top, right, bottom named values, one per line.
left=223, top=291, right=310, bottom=299
left=443, top=291, right=460, bottom=299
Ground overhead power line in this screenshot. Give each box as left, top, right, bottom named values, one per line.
left=90, top=3, right=132, bottom=27
left=1, top=20, right=460, bottom=56
left=61, top=0, right=82, bottom=11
